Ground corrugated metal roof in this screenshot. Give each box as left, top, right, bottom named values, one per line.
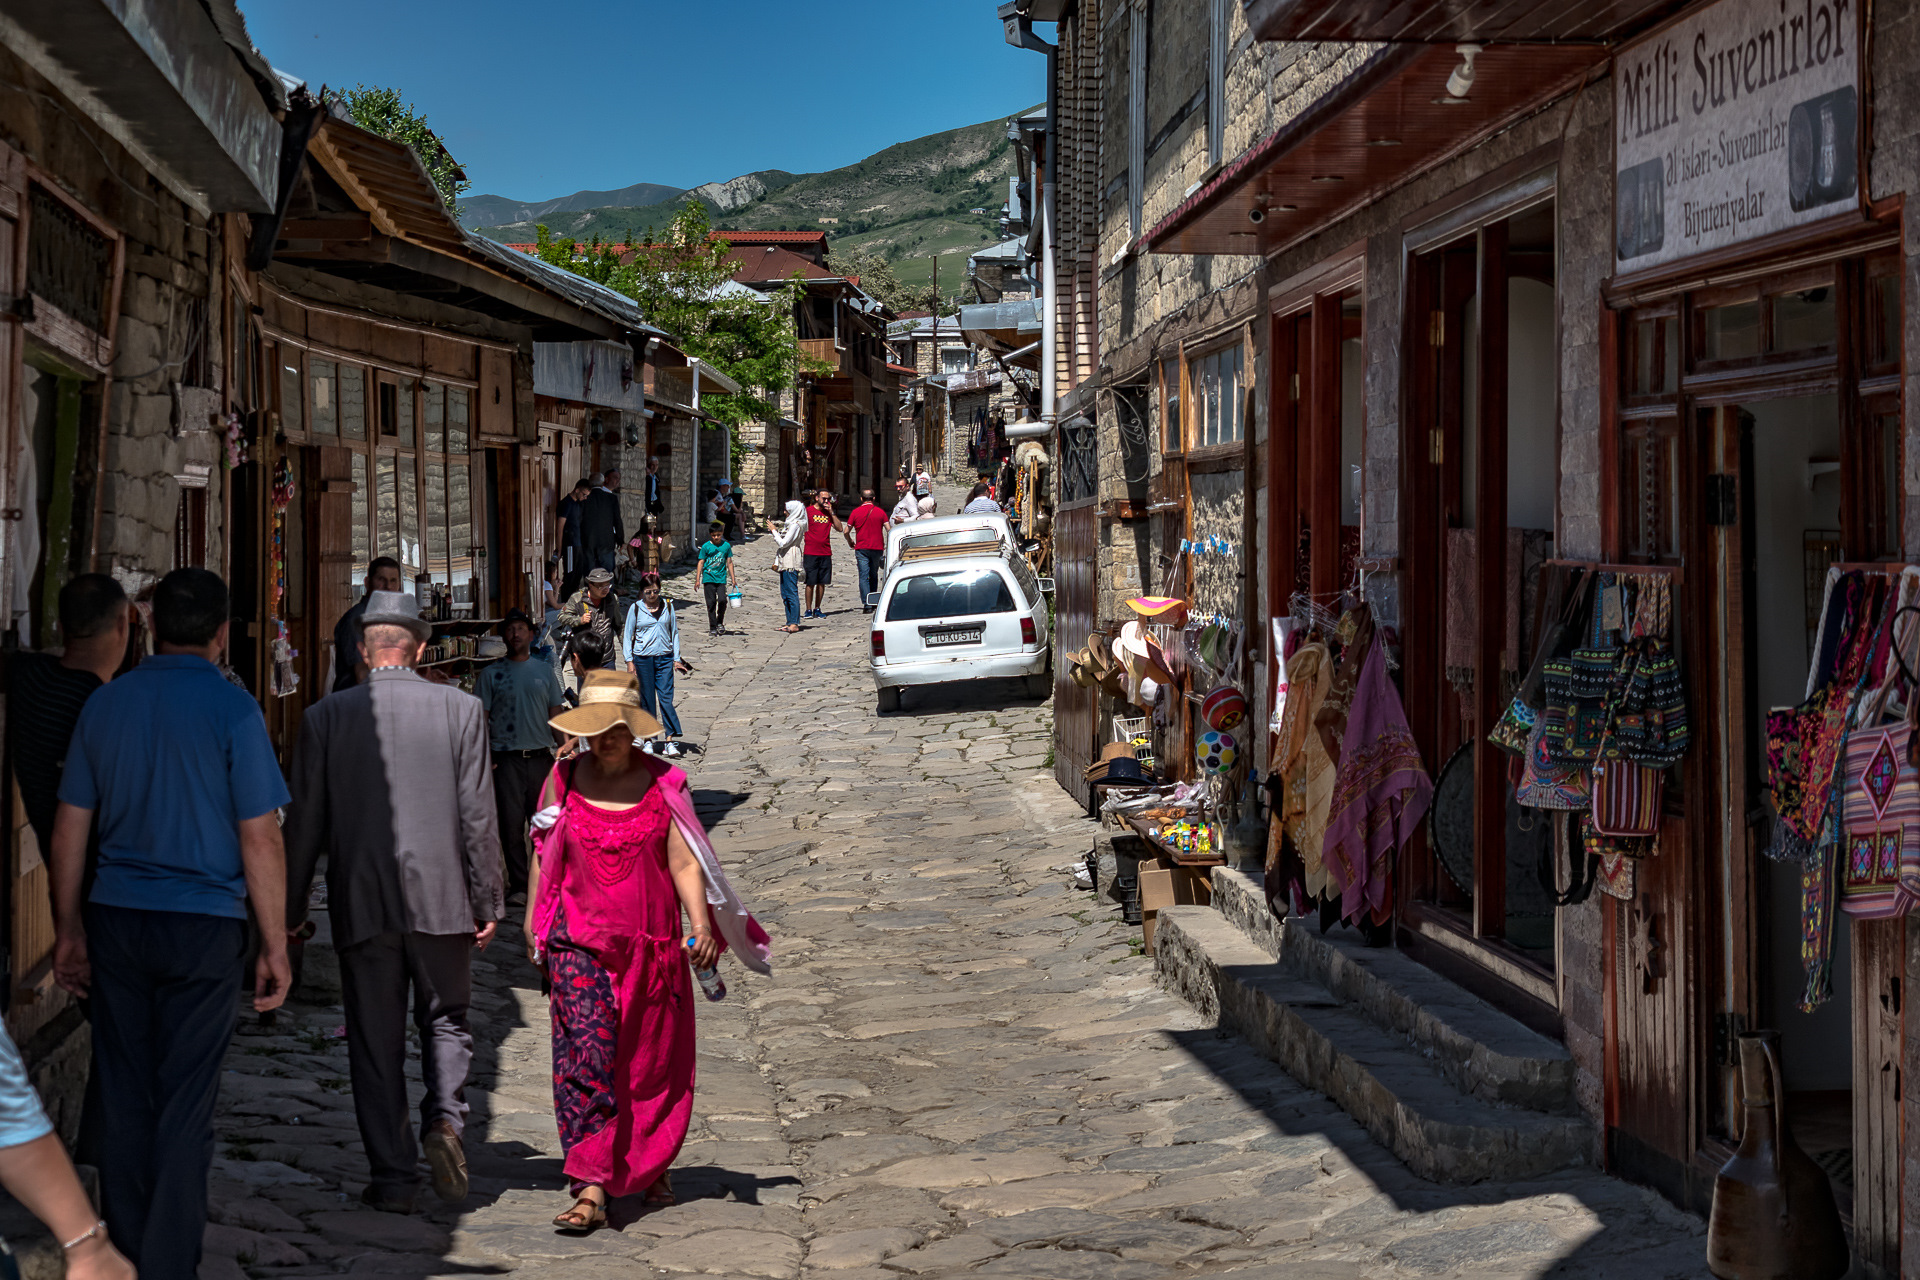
left=958, top=299, right=1041, bottom=334
left=305, top=116, right=665, bottom=339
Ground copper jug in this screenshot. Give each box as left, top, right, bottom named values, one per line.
left=1705, top=1030, right=1848, bottom=1279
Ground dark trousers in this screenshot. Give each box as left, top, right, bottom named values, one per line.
left=87, top=903, right=245, bottom=1280
left=704, top=581, right=728, bottom=632
left=491, top=750, right=549, bottom=894
left=857, top=548, right=884, bottom=610
left=633, top=653, right=683, bottom=737
left=338, top=931, right=475, bottom=1200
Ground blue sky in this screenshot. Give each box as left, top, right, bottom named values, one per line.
left=240, top=1, right=1046, bottom=201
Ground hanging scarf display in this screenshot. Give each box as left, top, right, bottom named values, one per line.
left=1276, top=640, right=1336, bottom=899
left=1766, top=573, right=1884, bottom=863
left=1323, top=636, right=1434, bottom=923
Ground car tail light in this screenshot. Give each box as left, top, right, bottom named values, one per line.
left=1020, top=617, right=1037, bottom=646
left=871, top=630, right=885, bottom=657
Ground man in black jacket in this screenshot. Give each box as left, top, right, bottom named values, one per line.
left=578, top=472, right=624, bottom=574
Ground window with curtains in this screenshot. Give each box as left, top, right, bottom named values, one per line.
left=1189, top=342, right=1244, bottom=448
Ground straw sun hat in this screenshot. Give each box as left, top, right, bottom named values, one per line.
left=548, top=670, right=663, bottom=739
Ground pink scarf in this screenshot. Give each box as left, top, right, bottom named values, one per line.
left=1323, top=638, right=1433, bottom=921
left=531, top=756, right=772, bottom=973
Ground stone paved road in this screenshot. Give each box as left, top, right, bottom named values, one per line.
left=203, top=484, right=1715, bottom=1280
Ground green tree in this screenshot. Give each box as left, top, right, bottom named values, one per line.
left=827, top=246, right=958, bottom=316
left=338, top=85, right=469, bottom=211
left=531, top=201, right=829, bottom=447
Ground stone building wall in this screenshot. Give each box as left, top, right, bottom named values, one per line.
left=0, top=44, right=229, bottom=594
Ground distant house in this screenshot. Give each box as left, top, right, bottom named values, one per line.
left=714, top=230, right=899, bottom=507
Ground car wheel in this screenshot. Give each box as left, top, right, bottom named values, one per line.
left=877, top=686, right=901, bottom=714
left=1024, top=672, right=1051, bottom=699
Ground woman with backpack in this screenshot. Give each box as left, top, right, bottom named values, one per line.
left=621, top=572, right=691, bottom=758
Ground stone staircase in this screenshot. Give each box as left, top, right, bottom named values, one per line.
left=1154, top=868, right=1591, bottom=1184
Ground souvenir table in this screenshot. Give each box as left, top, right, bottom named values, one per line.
left=1124, top=812, right=1223, bottom=953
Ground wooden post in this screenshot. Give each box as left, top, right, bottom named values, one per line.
left=1472, top=221, right=1509, bottom=941
left=1309, top=293, right=1341, bottom=601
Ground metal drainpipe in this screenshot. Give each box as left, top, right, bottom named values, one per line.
left=1041, top=38, right=1057, bottom=431
left=690, top=364, right=701, bottom=551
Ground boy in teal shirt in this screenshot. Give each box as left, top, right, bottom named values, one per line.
left=698, top=522, right=736, bottom=634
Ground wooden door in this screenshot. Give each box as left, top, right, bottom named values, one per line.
left=1053, top=502, right=1097, bottom=808
left=311, top=445, right=356, bottom=699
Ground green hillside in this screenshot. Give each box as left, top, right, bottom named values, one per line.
left=471, top=111, right=1034, bottom=304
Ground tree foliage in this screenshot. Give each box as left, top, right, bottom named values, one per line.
left=530, top=201, right=828, bottom=434
left=338, top=85, right=469, bottom=212
left=826, top=247, right=936, bottom=316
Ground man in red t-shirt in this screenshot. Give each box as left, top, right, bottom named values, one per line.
left=847, top=489, right=891, bottom=614
left=802, top=490, right=848, bottom=618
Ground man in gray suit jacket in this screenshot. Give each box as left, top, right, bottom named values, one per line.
left=285, top=591, right=505, bottom=1212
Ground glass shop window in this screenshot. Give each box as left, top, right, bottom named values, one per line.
left=1865, top=255, right=1902, bottom=375
left=1700, top=296, right=1762, bottom=362
left=1162, top=357, right=1181, bottom=453
left=309, top=358, right=336, bottom=436
left=339, top=364, right=366, bottom=441
left=1190, top=343, right=1244, bottom=447
left=1628, top=314, right=1680, bottom=398
left=278, top=348, right=303, bottom=435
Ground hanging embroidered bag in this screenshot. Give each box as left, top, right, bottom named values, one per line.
left=1840, top=605, right=1920, bottom=917
left=1517, top=714, right=1589, bottom=811
left=1588, top=759, right=1664, bottom=838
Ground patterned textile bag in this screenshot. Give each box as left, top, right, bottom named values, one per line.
left=1589, top=759, right=1664, bottom=838
left=1840, top=604, right=1920, bottom=917
left=1542, top=648, right=1621, bottom=764
left=1615, top=639, right=1690, bottom=768
left=1488, top=698, right=1537, bottom=756
left=1765, top=573, right=1885, bottom=863
left=1517, top=714, right=1589, bottom=810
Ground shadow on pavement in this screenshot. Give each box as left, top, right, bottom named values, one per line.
left=1153, top=1024, right=1720, bottom=1277
left=888, top=677, right=1051, bottom=716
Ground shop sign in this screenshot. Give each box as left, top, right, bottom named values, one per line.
left=1614, top=0, right=1860, bottom=270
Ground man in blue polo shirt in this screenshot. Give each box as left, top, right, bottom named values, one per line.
left=50, top=567, right=292, bottom=1280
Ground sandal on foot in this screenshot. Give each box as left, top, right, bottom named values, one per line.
left=553, top=1196, right=607, bottom=1233
left=644, top=1173, right=676, bottom=1206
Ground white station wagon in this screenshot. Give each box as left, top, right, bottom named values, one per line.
left=867, top=518, right=1052, bottom=714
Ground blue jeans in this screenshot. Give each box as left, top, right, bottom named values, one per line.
left=857, top=548, right=884, bottom=610
left=633, top=653, right=683, bottom=737
left=779, top=569, right=801, bottom=626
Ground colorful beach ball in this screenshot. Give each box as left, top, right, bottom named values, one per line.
left=1201, top=685, right=1248, bottom=733
left=1196, top=730, right=1238, bottom=774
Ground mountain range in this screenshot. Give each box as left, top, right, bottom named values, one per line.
left=462, top=109, right=1037, bottom=297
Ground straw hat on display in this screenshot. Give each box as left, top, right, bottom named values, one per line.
left=548, top=669, right=663, bottom=740
left=1125, top=596, right=1188, bottom=627
left=1114, top=621, right=1175, bottom=694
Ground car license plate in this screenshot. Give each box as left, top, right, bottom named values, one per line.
left=925, top=628, right=983, bottom=646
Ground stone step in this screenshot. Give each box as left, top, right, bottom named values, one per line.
left=1208, top=867, right=1576, bottom=1115
left=1153, top=906, right=1591, bottom=1185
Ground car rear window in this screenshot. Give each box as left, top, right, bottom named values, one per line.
left=898, top=530, right=1000, bottom=558
left=885, top=568, right=1016, bottom=621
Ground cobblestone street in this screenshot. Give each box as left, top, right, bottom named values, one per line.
left=204, top=506, right=1716, bottom=1280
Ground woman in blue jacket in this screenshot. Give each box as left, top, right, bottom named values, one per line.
left=621, top=572, right=692, bottom=757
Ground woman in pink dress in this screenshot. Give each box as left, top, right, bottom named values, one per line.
left=525, top=670, right=771, bottom=1232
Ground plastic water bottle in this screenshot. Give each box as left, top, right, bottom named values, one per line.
left=687, top=938, right=726, bottom=1002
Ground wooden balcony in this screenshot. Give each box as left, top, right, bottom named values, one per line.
left=799, top=338, right=845, bottom=375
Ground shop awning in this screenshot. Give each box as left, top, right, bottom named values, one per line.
left=1242, top=0, right=1690, bottom=44
left=1144, top=43, right=1601, bottom=257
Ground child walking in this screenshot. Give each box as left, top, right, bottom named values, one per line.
left=698, top=522, right=736, bottom=634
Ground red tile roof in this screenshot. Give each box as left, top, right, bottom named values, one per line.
left=713, top=230, right=828, bottom=245
left=722, top=244, right=840, bottom=283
